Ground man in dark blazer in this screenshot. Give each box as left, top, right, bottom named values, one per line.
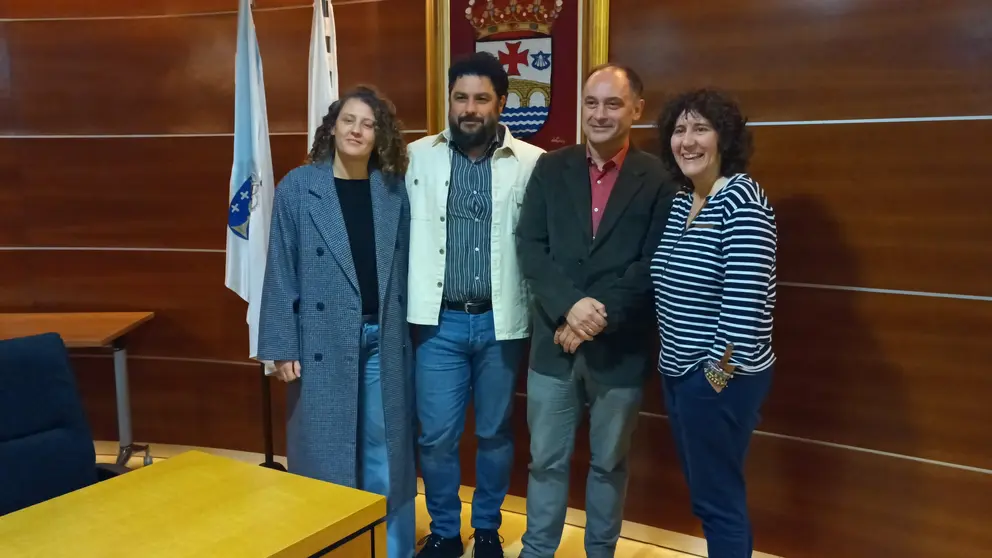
left=516, top=64, right=677, bottom=558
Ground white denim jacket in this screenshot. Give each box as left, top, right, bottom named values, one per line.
left=405, top=127, right=544, bottom=340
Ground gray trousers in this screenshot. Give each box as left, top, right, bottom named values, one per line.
left=519, top=360, right=643, bottom=558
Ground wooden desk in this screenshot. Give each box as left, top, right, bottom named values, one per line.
left=0, top=312, right=154, bottom=466
left=0, top=450, right=387, bottom=557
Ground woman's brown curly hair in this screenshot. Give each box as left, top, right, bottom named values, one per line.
left=306, top=85, right=409, bottom=179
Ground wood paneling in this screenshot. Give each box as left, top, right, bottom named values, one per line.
left=0, top=1, right=426, bottom=135
left=466, top=407, right=992, bottom=558
left=638, top=285, right=992, bottom=469
left=73, top=356, right=285, bottom=454
left=632, top=120, right=992, bottom=296
left=610, top=0, right=992, bottom=121
left=0, top=135, right=308, bottom=249
left=0, top=0, right=305, bottom=18
left=76, top=359, right=990, bottom=558
left=0, top=250, right=251, bottom=360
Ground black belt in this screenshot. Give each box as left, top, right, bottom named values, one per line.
left=443, top=300, right=492, bottom=315
left=361, top=314, right=378, bottom=325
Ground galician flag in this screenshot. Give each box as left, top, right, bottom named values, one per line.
left=225, top=0, right=274, bottom=360
left=308, top=0, right=339, bottom=148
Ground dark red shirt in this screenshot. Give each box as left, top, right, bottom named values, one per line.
left=587, top=142, right=629, bottom=237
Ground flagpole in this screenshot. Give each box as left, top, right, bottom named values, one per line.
left=259, top=362, right=284, bottom=470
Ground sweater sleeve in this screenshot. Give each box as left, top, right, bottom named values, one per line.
left=708, top=201, right=777, bottom=367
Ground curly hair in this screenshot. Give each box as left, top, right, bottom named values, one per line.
left=306, top=85, right=409, bottom=178
left=656, top=88, right=753, bottom=188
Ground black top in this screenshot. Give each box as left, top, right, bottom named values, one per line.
left=335, top=178, right=379, bottom=317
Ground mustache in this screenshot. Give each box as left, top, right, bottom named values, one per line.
left=458, top=115, right=484, bottom=124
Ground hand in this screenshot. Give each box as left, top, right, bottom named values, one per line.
left=566, top=297, right=607, bottom=339
left=554, top=324, right=584, bottom=353
left=273, top=360, right=301, bottom=383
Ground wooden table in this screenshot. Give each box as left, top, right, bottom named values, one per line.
left=0, top=450, right=387, bottom=558
left=0, top=312, right=155, bottom=466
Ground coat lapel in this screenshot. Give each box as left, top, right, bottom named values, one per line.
left=564, top=148, right=593, bottom=244
left=591, top=150, right=647, bottom=252
left=369, top=170, right=399, bottom=319
left=308, top=164, right=359, bottom=293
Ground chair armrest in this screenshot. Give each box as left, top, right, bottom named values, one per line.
left=96, top=462, right=132, bottom=481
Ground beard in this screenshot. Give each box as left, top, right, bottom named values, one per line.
left=448, top=113, right=499, bottom=151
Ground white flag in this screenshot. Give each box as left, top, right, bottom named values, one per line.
left=308, top=0, right=339, bottom=149
left=225, top=0, right=274, bottom=360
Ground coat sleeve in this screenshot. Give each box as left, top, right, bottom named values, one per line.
left=256, top=173, right=302, bottom=362
left=515, top=154, right=587, bottom=322
left=588, top=179, right=676, bottom=333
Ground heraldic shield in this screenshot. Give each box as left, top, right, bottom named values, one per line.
left=468, top=0, right=562, bottom=139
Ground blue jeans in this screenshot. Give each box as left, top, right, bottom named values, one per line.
left=359, top=323, right=416, bottom=558
left=520, top=359, right=643, bottom=558
left=662, top=363, right=773, bottom=558
left=415, top=309, right=525, bottom=538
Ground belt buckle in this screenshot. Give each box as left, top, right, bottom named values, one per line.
left=463, top=300, right=485, bottom=314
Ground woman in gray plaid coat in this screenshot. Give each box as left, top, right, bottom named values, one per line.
left=257, top=86, right=416, bottom=558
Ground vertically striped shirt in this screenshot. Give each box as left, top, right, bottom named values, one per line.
left=442, top=128, right=502, bottom=302
left=650, top=173, right=777, bottom=376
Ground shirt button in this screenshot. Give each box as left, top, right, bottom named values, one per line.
left=439, top=248, right=444, bottom=254
left=437, top=282, right=443, bottom=288
left=316, top=302, right=325, bottom=311
left=475, top=247, right=480, bottom=251
left=314, top=353, right=323, bottom=362
left=594, top=208, right=599, bottom=212
left=316, top=247, right=324, bottom=256
left=440, top=216, right=445, bottom=222
left=597, top=180, right=602, bottom=184
left=414, top=179, right=418, bottom=185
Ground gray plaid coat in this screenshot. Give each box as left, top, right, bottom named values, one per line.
left=256, top=163, right=416, bottom=511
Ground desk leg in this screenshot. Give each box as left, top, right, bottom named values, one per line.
left=113, top=345, right=148, bottom=466
left=372, top=522, right=386, bottom=558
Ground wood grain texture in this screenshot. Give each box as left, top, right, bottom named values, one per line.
left=632, top=119, right=992, bottom=296
left=0, top=312, right=154, bottom=347
left=471, top=406, right=992, bottom=558
left=639, top=285, right=992, bottom=470
left=0, top=450, right=386, bottom=558
left=610, top=0, right=992, bottom=121
left=0, top=2, right=426, bottom=135
left=74, top=359, right=991, bottom=558
left=0, top=0, right=305, bottom=18
left=0, top=135, right=309, bottom=249
left=0, top=250, right=252, bottom=360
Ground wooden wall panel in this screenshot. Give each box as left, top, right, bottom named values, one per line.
left=631, top=120, right=992, bottom=296
left=0, top=2, right=426, bottom=135
left=0, top=136, right=307, bottom=249
left=454, top=408, right=992, bottom=558
left=0, top=0, right=304, bottom=18
left=0, top=250, right=251, bottom=360
left=638, top=285, right=992, bottom=469
left=84, top=359, right=990, bottom=558
left=73, top=356, right=286, bottom=455
left=610, top=0, right=992, bottom=121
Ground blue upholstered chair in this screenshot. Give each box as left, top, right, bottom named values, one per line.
left=0, top=332, right=128, bottom=516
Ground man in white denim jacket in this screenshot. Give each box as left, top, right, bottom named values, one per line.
left=406, top=52, right=543, bottom=558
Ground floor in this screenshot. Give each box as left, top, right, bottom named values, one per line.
left=94, top=442, right=780, bottom=558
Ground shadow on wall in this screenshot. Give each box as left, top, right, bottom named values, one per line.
left=753, top=191, right=912, bottom=555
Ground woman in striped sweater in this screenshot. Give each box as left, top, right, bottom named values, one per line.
left=650, top=89, right=777, bottom=558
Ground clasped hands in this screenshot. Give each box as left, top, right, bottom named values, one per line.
left=554, top=297, right=607, bottom=353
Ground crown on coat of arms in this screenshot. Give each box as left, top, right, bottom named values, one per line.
left=466, top=0, right=562, bottom=39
